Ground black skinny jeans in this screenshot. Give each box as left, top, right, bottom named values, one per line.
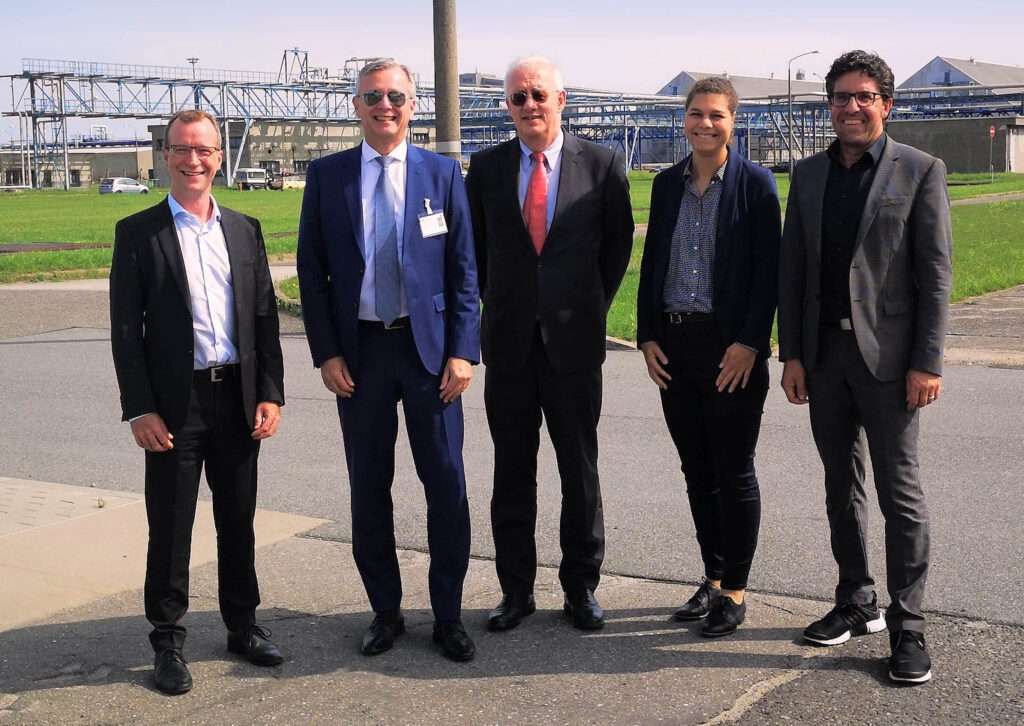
left=658, top=318, right=768, bottom=591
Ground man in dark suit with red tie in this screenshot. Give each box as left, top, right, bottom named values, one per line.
left=466, top=56, right=634, bottom=632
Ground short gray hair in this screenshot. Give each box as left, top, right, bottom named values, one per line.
left=504, top=56, right=564, bottom=95
left=357, top=58, right=417, bottom=97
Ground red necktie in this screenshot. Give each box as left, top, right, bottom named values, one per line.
left=524, top=151, right=548, bottom=254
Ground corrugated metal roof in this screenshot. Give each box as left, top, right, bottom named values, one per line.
left=937, top=57, right=1024, bottom=86
left=658, top=71, right=823, bottom=99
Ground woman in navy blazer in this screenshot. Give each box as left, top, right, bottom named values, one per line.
left=636, top=77, right=781, bottom=637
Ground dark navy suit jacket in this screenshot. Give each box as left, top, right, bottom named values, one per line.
left=637, top=151, right=781, bottom=359
left=296, top=143, right=480, bottom=375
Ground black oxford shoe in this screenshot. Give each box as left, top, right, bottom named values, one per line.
left=701, top=596, right=746, bottom=638
left=153, top=649, right=192, bottom=695
left=563, top=589, right=605, bottom=630
left=672, top=579, right=721, bottom=622
left=433, top=621, right=476, bottom=662
left=360, top=610, right=405, bottom=655
left=487, top=593, right=537, bottom=632
left=227, top=624, right=284, bottom=666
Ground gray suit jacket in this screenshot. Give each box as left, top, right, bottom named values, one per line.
left=778, top=137, right=953, bottom=381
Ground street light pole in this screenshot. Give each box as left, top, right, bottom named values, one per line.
left=788, top=49, right=819, bottom=177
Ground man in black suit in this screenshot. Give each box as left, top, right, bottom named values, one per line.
left=110, top=109, right=286, bottom=694
left=466, top=56, right=634, bottom=632
left=778, top=51, right=953, bottom=684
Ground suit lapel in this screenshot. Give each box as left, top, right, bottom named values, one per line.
left=713, top=153, right=739, bottom=293
left=155, top=199, right=192, bottom=314
left=402, top=145, right=426, bottom=284
left=546, top=132, right=581, bottom=248
left=802, top=153, right=829, bottom=261
left=340, top=148, right=365, bottom=260
left=854, top=138, right=898, bottom=255
left=657, top=160, right=687, bottom=273
left=220, top=209, right=249, bottom=320
left=499, top=139, right=533, bottom=250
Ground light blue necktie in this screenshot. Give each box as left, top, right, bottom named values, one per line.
left=373, top=155, right=401, bottom=325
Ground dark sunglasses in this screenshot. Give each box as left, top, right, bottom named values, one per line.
left=359, top=90, right=408, bottom=107
left=509, top=89, right=549, bottom=107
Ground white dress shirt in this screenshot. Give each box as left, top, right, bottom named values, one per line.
left=517, top=130, right=564, bottom=232
left=359, top=140, right=409, bottom=321
left=167, top=193, right=239, bottom=369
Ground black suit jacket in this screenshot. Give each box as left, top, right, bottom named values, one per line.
left=466, top=134, right=634, bottom=374
left=110, top=198, right=284, bottom=432
left=637, top=152, right=781, bottom=358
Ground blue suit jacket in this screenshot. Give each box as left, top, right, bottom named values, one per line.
left=637, top=151, right=781, bottom=359
left=297, top=144, right=480, bottom=376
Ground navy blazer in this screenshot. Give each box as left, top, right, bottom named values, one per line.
left=296, top=144, right=480, bottom=376
left=637, top=151, right=781, bottom=358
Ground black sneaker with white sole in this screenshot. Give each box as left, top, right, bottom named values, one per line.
left=889, top=630, right=932, bottom=684
left=803, top=598, right=886, bottom=646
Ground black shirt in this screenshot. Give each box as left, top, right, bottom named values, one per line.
left=819, top=133, right=887, bottom=325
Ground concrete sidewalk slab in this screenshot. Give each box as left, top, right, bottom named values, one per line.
left=0, top=478, right=326, bottom=632
left=1, top=534, right=1021, bottom=725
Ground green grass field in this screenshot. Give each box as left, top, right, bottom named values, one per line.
left=4, top=175, right=1024, bottom=334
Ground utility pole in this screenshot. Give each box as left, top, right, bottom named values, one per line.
left=432, top=0, right=461, bottom=162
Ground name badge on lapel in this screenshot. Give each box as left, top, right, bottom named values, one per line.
left=418, top=198, right=448, bottom=238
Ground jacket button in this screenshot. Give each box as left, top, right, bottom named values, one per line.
left=537, top=262, right=543, bottom=270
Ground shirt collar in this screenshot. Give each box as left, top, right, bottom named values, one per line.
left=681, top=150, right=729, bottom=183
left=168, top=193, right=221, bottom=225
left=827, top=132, right=887, bottom=168
left=519, top=130, right=564, bottom=164
left=362, top=140, right=408, bottom=165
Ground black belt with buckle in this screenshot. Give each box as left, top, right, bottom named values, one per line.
left=360, top=317, right=410, bottom=330
left=194, top=364, right=239, bottom=383
left=664, top=311, right=713, bottom=324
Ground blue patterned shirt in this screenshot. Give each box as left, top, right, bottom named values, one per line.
left=662, top=157, right=727, bottom=313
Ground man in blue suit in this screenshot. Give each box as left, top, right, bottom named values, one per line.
left=297, top=59, right=480, bottom=662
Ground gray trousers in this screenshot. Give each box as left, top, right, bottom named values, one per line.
left=807, top=327, right=929, bottom=632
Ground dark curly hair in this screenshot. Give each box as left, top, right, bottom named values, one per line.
left=825, top=50, right=895, bottom=99
left=686, top=77, right=739, bottom=113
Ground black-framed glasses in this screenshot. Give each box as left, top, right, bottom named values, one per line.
left=828, top=91, right=888, bottom=108
left=509, top=89, right=549, bottom=107
left=168, top=144, right=220, bottom=159
left=358, top=90, right=408, bottom=107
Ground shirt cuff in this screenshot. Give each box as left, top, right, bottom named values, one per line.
left=128, top=413, right=154, bottom=423
left=737, top=343, right=758, bottom=354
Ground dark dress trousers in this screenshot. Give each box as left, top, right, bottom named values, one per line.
left=110, top=199, right=284, bottom=651
left=296, top=144, right=480, bottom=623
left=778, top=136, right=953, bottom=632
left=466, top=133, right=634, bottom=597
left=637, top=153, right=781, bottom=591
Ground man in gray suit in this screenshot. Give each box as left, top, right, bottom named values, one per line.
left=778, top=50, right=952, bottom=685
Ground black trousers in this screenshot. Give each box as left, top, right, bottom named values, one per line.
left=144, top=369, right=260, bottom=652
left=486, top=327, right=604, bottom=597
left=338, top=323, right=471, bottom=624
left=807, top=327, right=929, bottom=632
left=659, top=319, right=767, bottom=591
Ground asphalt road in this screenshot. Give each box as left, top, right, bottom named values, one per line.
left=2, top=288, right=1022, bottom=627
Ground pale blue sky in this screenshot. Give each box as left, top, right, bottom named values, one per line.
left=4, top=0, right=1022, bottom=140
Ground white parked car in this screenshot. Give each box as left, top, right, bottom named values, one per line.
left=99, top=177, right=149, bottom=194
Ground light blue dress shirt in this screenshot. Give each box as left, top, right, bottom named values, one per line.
left=359, top=141, right=409, bottom=321
left=517, top=130, right=564, bottom=233
left=167, top=193, right=239, bottom=369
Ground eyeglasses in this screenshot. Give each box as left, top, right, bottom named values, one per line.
left=168, top=144, right=220, bottom=159
left=358, top=90, right=408, bottom=107
left=828, top=91, right=888, bottom=108
left=509, top=89, right=549, bottom=107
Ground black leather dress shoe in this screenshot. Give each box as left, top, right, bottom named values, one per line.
left=361, top=610, right=405, bottom=655
left=153, top=649, right=192, bottom=695
left=487, top=594, right=537, bottom=632
left=563, top=589, right=605, bottom=630
left=701, top=596, right=746, bottom=638
left=227, top=624, right=284, bottom=666
left=433, top=621, right=476, bottom=662
left=672, top=579, right=721, bottom=622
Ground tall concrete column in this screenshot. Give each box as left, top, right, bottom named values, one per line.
left=432, top=0, right=461, bottom=162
